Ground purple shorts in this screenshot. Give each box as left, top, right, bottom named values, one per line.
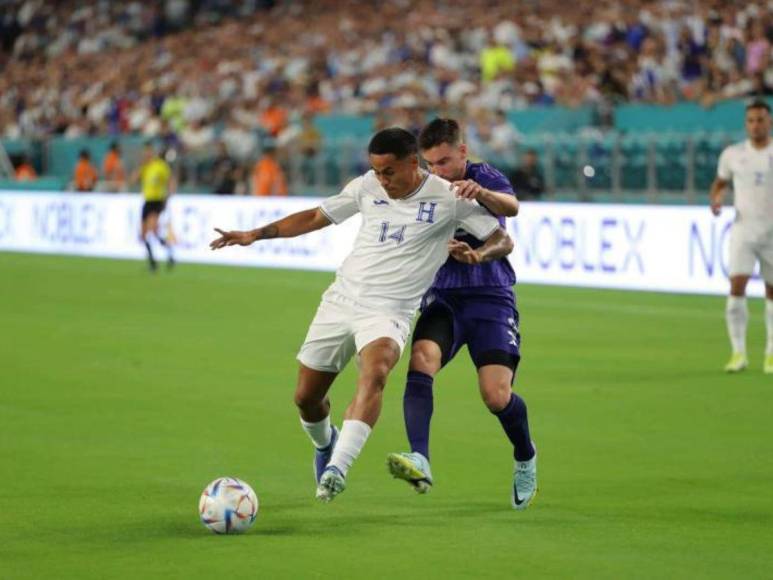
left=416, top=286, right=520, bottom=369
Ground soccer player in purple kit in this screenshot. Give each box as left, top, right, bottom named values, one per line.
left=386, top=118, right=538, bottom=510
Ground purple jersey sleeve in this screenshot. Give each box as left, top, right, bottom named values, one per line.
left=469, top=162, right=514, bottom=195
left=431, top=162, right=516, bottom=290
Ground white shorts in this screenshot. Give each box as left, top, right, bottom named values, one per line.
left=297, top=292, right=412, bottom=374
left=728, top=225, right=773, bottom=283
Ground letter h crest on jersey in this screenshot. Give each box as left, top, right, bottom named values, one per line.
left=416, top=201, right=437, bottom=224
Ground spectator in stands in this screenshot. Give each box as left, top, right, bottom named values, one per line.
left=102, top=142, right=126, bottom=192
left=511, top=149, right=545, bottom=201
left=252, top=143, right=287, bottom=196
left=180, top=118, right=215, bottom=153
left=72, top=149, right=99, bottom=192
left=748, top=72, right=773, bottom=97
left=744, top=21, right=770, bottom=75
left=721, top=66, right=754, bottom=100
left=222, top=115, right=257, bottom=163
left=180, top=117, right=215, bottom=183
left=294, top=111, right=324, bottom=186
left=480, top=31, right=515, bottom=84
left=298, top=112, right=323, bottom=159
left=260, top=97, right=288, bottom=139
left=678, top=25, right=707, bottom=84
left=158, top=119, right=183, bottom=159
left=14, top=155, right=36, bottom=181
left=304, top=83, right=331, bottom=115
left=488, top=110, right=521, bottom=156
left=211, top=142, right=241, bottom=195
left=161, top=94, right=187, bottom=134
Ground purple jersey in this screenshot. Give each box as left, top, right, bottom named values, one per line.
left=430, top=162, right=516, bottom=289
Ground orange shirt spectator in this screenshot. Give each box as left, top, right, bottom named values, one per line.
left=305, top=95, right=331, bottom=115
left=73, top=150, right=99, bottom=192
left=260, top=104, right=288, bottom=137
left=102, top=144, right=126, bottom=189
left=252, top=150, right=288, bottom=196
left=15, top=158, right=37, bottom=181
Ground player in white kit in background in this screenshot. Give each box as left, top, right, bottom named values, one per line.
left=209, top=128, right=514, bottom=501
left=710, top=100, right=773, bottom=373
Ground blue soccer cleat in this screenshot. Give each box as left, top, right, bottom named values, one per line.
left=386, top=451, right=433, bottom=494
left=314, top=426, right=339, bottom=484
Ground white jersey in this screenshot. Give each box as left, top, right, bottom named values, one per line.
left=717, top=139, right=773, bottom=232
left=319, top=170, right=501, bottom=316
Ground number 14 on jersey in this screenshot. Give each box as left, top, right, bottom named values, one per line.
left=379, top=222, right=407, bottom=244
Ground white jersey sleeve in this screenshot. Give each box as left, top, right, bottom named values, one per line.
left=320, top=176, right=362, bottom=224
left=717, top=147, right=733, bottom=181
left=454, top=197, right=501, bottom=240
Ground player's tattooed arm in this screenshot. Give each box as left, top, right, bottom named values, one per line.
left=210, top=207, right=332, bottom=250
left=448, top=227, right=514, bottom=265
left=251, top=224, right=279, bottom=241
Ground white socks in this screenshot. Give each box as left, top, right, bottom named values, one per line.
left=766, top=300, right=773, bottom=355
left=328, top=420, right=372, bottom=477
left=300, top=415, right=332, bottom=449
left=726, top=296, right=748, bottom=354
left=301, top=417, right=373, bottom=478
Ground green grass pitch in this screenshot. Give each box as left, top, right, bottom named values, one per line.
left=1, top=252, right=772, bottom=579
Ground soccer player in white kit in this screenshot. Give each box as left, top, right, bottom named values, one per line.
left=209, top=128, right=514, bottom=501
left=710, top=100, right=773, bottom=373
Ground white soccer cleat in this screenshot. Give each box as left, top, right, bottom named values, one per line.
left=512, top=443, right=537, bottom=510
left=316, top=466, right=346, bottom=502
left=724, top=352, right=748, bottom=373
left=386, top=452, right=433, bottom=494
left=764, top=355, right=773, bottom=375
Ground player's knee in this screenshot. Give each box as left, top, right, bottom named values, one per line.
left=409, top=343, right=441, bottom=376
left=361, top=362, right=391, bottom=390
left=293, top=389, right=309, bottom=409
left=730, top=285, right=747, bottom=297
left=293, top=387, right=321, bottom=410
left=480, top=383, right=512, bottom=412
left=729, top=276, right=749, bottom=296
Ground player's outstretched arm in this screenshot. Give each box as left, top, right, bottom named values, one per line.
left=709, top=178, right=728, bottom=216
left=453, top=180, right=519, bottom=217
left=448, top=227, right=514, bottom=265
left=209, top=207, right=332, bottom=250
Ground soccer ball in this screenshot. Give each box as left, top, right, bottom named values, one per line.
left=199, top=476, right=259, bottom=534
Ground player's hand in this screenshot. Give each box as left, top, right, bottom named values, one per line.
left=452, top=180, right=483, bottom=201
left=448, top=239, right=482, bottom=264
left=209, top=228, right=255, bottom=250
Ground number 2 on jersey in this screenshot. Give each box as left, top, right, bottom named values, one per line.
left=379, top=222, right=406, bottom=244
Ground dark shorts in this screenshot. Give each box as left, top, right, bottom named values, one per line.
left=413, top=287, right=521, bottom=373
left=142, top=200, right=166, bottom=220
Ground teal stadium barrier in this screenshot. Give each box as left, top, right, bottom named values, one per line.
left=507, top=106, right=595, bottom=134
left=313, top=115, right=374, bottom=142
left=45, top=135, right=146, bottom=179
left=614, top=98, right=773, bottom=133
left=2, top=99, right=768, bottom=199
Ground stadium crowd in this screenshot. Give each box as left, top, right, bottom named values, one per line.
left=1, top=0, right=772, bottom=192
